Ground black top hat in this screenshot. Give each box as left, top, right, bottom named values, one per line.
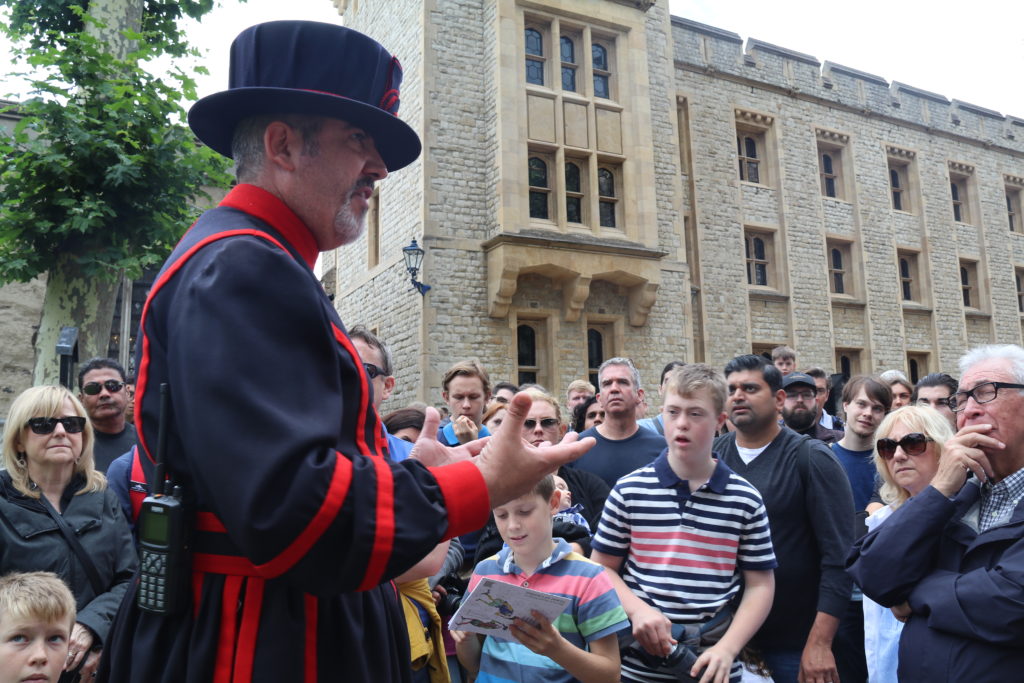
left=188, top=21, right=421, bottom=171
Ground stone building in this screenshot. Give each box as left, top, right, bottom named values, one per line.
left=324, top=0, right=1024, bottom=414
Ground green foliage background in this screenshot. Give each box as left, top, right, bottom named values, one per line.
left=0, top=2, right=233, bottom=285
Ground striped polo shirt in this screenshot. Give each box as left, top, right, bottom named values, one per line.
left=468, top=538, right=629, bottom=683
left=593, top=453, right=776, bottom=681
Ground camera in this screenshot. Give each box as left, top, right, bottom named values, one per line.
left=434, top=574, right=465, bottom=618
left=620, top=623, right=705, bottom=681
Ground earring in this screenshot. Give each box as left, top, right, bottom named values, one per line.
left=15, top=453, right=26, bottom=467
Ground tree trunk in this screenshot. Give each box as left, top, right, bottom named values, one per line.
left=33, top=255, right=121, bottom=386
left=87, top=0, right=143, bottom=57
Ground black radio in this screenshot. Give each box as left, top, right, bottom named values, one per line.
left=136, top=384, right=192, bottom=615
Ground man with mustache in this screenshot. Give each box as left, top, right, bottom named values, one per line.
left=77, top=357, right=136, bottom=473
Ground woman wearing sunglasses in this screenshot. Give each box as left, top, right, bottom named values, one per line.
left=0, top=385, right=137, bottom=682
left=850, top=406, right=953, bottom=683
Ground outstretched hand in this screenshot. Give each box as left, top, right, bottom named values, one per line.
left=409, top=407, right=487, bottom=467
left=473, top=392, right=595, bottom=508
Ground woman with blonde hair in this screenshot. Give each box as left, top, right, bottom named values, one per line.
left=1, top=385, right=136, bottom=682
left=848, top=405, right=954, bottom=683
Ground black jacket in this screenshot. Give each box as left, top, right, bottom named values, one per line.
left=0, top=471, right=137, bottom=645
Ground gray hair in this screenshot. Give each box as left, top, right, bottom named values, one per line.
left=959, top=344, right=1024, bottom=385
left=598, top=357, right=642, bottom=391
left=231, top=114, right=325, bottom=182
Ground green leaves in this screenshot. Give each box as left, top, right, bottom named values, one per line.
left=0, top=3, right=232, bottom=285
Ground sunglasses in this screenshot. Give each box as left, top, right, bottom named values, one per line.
left=363, top=363, right=387, bottom=380
left=876, top=433, right=933, bottom=460
left=523, top=418, right=560, bottom=430
left=26, top=416, right=87, bottom=435
left=82, top=380, right=125, bottom=395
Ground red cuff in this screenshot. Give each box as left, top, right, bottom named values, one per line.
left=430, top=460, right=490, bottom=539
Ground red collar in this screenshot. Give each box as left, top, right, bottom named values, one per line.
left=219, top=184, right=319, bottom=269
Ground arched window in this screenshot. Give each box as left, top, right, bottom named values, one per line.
left=909, top=358, right=920, bottom=385
left=746, top=235, right=768, bottom=286
left=528, top=157, right=550, bottom=220
left=525, top=28, right=544, bottom=85
left=565, top=162, right=582, bottom=223
left=597, top=168, right=616, bottom=228
left=517, top=324, right=538, bottom=385
left=961, top=266, right=972, bottom=307
left=560, top=36, right=576, bottom=92
left=900, top=258, right=912, bottom=300
left=951, top=182, right=963, bottom=222
left=830, top=247, right=845, bottom=294
left=592, top=43, right=610, bottom=98
left=821, top=153, right=837, bottom=198
left=738, top=135, right=760, bottom=183
left=890, top=168, right=903, bottom=210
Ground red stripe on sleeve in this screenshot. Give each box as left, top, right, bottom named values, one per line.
left=357, top=456, right=396, bottom=591
left=430, top=460, right=490, bottom=540
left=304, top=595, right=318, bottom=683
left=213, top=576, right=243, bottom=683
left=255, top=453, right=353, bottom=577
left=233, top=577, right=265, bottom=683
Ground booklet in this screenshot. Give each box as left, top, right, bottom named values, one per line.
left=447, top=577, right=571, bottom=641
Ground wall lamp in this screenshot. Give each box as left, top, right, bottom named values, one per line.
left=402, top=238, right=431, bottom=296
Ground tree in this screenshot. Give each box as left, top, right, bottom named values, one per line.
left=0, top=0, right=232, bottom=384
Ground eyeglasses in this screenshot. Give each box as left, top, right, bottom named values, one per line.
left=523, top=418, right=560, bottom=430
left=876, top=433, right=933, bottom=460
left=26, top=416, right=87, bottom=435
left=949, top=382, right=1024, bottom=412
left=363, top=363, right=387, bottom=380
left=82, top=380, right=125, bottom=395
left=785, top=390, right=817, bottom=402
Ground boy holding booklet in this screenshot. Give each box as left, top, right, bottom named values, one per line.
left=453, top=475, right=628, bottom=682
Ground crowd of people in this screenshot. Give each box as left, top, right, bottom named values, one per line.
left=2, top=19, right=1023, bottom=683
left=4, top=339, right=1024, bottom=682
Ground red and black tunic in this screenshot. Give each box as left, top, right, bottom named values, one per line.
left=101, top=184, right=490, bottom=682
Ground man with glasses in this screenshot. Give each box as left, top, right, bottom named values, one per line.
left=851, top=344, right=1024, bottom=682
left=781, top=372, right=844, bottom=444
left=77, top=357, right=135, bottom=472
left=912, top=372, right=958, bottom=430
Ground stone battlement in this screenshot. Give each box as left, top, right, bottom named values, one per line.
left=670, top=16, right=1024, bottom=152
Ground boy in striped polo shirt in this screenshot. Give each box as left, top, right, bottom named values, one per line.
left=453, top=475, right=629, bottom=682
left=592, top=364, right=777, bottom=683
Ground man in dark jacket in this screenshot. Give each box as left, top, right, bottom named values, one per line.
left=715, top=355, right=854, bottom=683
left=849, top=344, right=1024, bottom=682
left=99, top=21, right=592, bottom=683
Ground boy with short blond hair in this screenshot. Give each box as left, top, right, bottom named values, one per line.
left=454, top=475, right=629, bottom=682
left=0, top=571, right=76, bottom=683
left=772, top=346, right=797, bottom=376
left=592, top=364, right=777, bottom=682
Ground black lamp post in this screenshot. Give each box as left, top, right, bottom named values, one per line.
left=402, top=238, right=431, bottom=296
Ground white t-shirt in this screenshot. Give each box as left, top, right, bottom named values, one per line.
left=736, top=443, right=769, bottom=465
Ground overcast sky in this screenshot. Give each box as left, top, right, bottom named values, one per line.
left=3, top=0, right=1023, bottom=119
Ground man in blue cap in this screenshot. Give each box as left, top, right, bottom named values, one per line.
left=100, top=21, right=592, bottom=683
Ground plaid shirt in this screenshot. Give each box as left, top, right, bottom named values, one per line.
left=979, top=466, right=1024, bottom=532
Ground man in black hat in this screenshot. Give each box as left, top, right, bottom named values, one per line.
left=100, top=21, right=592, bottom=683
